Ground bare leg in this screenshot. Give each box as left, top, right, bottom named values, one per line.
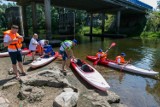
left=62, top=60, right=66, bottom=71
left=18, top=62, right=25, bottom=73
left=12, top=64, right=20, bottom=78
left=32, top=51, right=36, bottom=60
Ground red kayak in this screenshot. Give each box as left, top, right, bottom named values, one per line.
left=70, top=58, right=110, bottom=91
left=0, top=48, right=30, bottom=57
left=87, top=56, right=159, bottom=76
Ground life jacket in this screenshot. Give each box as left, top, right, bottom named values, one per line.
left=115, top=56, right=125, bottom=63
left=61, top=40, right=72, bottom=50
left=96, top=52, right=107, bottom=61
left=36, top=44, right=43, bottom=54
left=3, top=30, right=22, bottom=50
left=43, top=45, right=54, bottom=56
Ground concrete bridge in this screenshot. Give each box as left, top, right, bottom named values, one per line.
left=7, top=0, right=152, bottom=41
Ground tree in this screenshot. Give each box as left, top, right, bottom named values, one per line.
left=157, top=0, right=160, bottom=10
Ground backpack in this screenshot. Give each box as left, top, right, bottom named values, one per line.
left=76, top=59, right=83, bottom=66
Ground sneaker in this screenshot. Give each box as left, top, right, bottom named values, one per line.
left=63, top=72, right=67, bottom=76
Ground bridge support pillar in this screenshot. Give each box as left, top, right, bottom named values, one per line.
left=32, top=2, right=37, bottom=33
left=89, top=13, right=93, bottom=42
left=116, top=11, right=121, bottom=34
left=44, top=0, right=52, bottom=39
left=21, top=5, right=28, bottom=37
left=101, top=13, right=105, bottom=42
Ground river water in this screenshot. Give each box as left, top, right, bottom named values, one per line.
left=56, top=37, right=160, bottom=107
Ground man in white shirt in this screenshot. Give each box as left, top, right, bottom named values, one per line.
left=29, top=33, right=39, bottom=60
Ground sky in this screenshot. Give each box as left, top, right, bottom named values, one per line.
left=140, top=0, right=158, bottom=8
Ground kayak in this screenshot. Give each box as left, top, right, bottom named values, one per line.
left=70, top=58, right=110, bottom=91
left=0, top=49, right=30, bottom=57
left=30, top=52, right=59, bottom=68
left=87, top=56, right=159, bottom=76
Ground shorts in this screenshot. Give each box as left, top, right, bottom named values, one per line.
left=59, top=50, right=68, bottom=60
left=9, top=51, right=22, bottom=64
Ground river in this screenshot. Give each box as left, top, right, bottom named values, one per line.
left=55, top=37, right=160, bottom=107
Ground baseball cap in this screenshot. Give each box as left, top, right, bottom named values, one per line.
left=72, top=39, right=78, bottom=44
left=98, top=49, right=103, bottom=52
left=121, top=52, right=126, bottom=56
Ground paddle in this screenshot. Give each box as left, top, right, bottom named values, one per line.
left=120, top=58, right=131, bottom=72
left=93, top=42, right=116, bottom=65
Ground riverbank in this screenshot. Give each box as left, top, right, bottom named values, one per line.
left=0, top=56, right=126, bottom=107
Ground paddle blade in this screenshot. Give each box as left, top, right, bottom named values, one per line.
left=110, top=42, right=116, bottom=48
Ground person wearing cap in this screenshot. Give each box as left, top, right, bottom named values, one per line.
left=96, top=49, right=107, bottom=61
left=115, top=52, right=127, bottom=64
left=29, top=33, right=39, bottom=60
left=59, top=39, right=77, bottom=72
left=3, top=25, right=26, bottom=80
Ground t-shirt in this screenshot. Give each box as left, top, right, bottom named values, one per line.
left=29, top=38, right=38, bottom=51
left=38, top=39, right=45, bottom=47
left=59, top=40, right=72, bottom=51
left=3, top=34, right=21, bottom=52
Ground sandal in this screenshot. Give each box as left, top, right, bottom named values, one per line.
left=16, top=76, right=20, bottom=80
left=21, top=72, right=27, bottom=76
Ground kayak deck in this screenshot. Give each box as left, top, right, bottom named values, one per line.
left=70, top=58, right=110, bottom=91
left=30, top=52, right=59, bottom=68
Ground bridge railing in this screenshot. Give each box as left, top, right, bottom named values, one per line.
left=127, top=0, right=153, bottom=10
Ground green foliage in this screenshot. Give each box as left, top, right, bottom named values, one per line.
left=141, top=11, right=160, bottom=38
left=157, top=0, right=160, bottom=9
left=77, top=26, right=101, bottom=36
left=0, top=2, right=16, bottom=34
left=141, top=31, right=160, bottom=38
left=105, top=14, right=114, bottom=30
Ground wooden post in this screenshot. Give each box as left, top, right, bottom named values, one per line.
left=90, top=13, right=93, bottom=42
left=101, top=13, right=105, bottom=41
left=31, top=2, right=37, bottom=33
left=44, top=0, right=52, bottom=39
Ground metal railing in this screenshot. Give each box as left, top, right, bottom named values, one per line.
left=126, top=0, right=153, bottom=10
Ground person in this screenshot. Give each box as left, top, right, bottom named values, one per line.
left=96, top=49, right=107, bottom=61
left=29, top=33, right=39, bottom=60
left=41, top=40, right=55, bottom=58
left=59, top=39, right=77, bottom=72
left=115, top=52, right=128, bottom=64
left=37, top=39, right=46, bottom=55
left=3, top=25, right=26, bottom=80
